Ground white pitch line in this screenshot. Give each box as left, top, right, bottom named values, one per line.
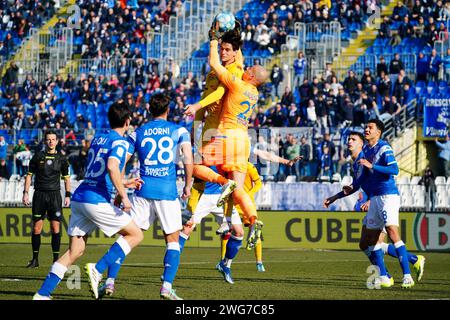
left=123, top=259, right=367, bottom=267
left=1, top=278, right=23, bottom=281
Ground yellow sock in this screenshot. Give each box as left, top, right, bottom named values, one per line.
left=221, top=236, right=229, bottom=260
left=223, top=197, right=234, bottom=218
left=255, top=238, right=262, bottom=263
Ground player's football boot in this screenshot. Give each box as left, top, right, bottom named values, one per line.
left=413, top=255, right=425, bottom=282
left=217, top=261, right=234, bottom=284
left=379, top=275, right=394, bottom=288
left=246, top=220, right=264, bottom=250
left=98, top=282, right=115, bottom=299
left=401, top=274, right=415, bottom=289
left=32, top=293, right=52, bottom=300
left=217, top=180, right=237, bottom=207
left=160, top=287, right=183, bottom=300
left=256, top=263, right=266, bottom=272
left=85, top=263, right=103, bottom=299
left=26, top=259, right=39, bottom=268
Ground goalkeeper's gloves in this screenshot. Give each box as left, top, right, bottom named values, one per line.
left=209, top=22, right=223, bottom=41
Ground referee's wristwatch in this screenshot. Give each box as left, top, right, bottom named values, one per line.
left=65, top=191, right=72, bottom=198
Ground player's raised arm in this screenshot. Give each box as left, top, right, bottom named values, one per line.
left=208, top=22, right=228, bottom=78
left=253, top=148, right=302, bottom=166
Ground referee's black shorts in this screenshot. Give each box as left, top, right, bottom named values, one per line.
left=32, top=190, right=63, bottom=222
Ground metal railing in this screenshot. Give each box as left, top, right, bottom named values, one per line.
left=382, top=98, right=417, bottom=141
left=293, top=21, right=341, bottom=80
left=12, top=27, right=73, bottom=83
left=13, top=57, right=146, bottom=85
left=333, top=53, right=417, bottom=81
left=19, top=27, right=73, bottom=64
left=179, top=55, right=272, bottom=79
left=146, top=0, right=248, bottom=79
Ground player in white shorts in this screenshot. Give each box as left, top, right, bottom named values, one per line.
left=347, top=120, right=423, bottom=288
left=33, top=101, right=144, bottom=300
left=100, top=93, right=192, bottom=301
left=324, top=130, right=425, bottom=289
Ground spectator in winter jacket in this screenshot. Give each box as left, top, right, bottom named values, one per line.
left=270, top=64, right=284, bottom=100
left=416, top=52, right=429, bottom=82
left=293, top=51, right=307, bottom=88
left=428, top=49, right=442, bottom=82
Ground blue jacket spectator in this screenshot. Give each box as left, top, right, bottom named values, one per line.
left=392, top=1, right=409, bottom=21
left=416, top=52, right=429, bottom=82
left=428, top=49, right=442, bottom=82
left=293, top=51, right=307, bottom=88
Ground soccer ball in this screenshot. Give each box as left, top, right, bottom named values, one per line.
left=213, top=12, right=236, bottom=32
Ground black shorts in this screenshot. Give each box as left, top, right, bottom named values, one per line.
left=32, top=190, right=63, bottom=222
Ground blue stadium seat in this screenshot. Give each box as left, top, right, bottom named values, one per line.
left=416, top=80, right=426, bottom=88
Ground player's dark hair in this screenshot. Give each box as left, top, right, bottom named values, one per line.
left=349, top=131, right=364, bottom=142
left=45, top=130, right=58, bottom=139
left=150, top=93, right=171, bottom=117
left=108, top=100, right=132, bottom=129
left=221, top=30, right=243, bottom=51
left=368, top=119, right=385, bottom=136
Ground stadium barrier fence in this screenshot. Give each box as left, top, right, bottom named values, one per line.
left=0, top=208, right=447, bottom=251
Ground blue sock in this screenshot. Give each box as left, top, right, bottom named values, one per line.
left=387, top=243, right=397, bottom=257
left=162, top=242, right=180, bottom=285
left=37, top=262, right=67, bottom=297
left=372, top=248, right=388, bottom=276
left=107, top=256, right=125, bottom=279
left=362, top=246, right=376, bottom=265
left=225, top=235, right=243, bottom=260
left=409, top=253, right=418, bottom=265
left=386, top=243, right=418, bottom=264
left=394, top=241, right=411, bottom=275
left=179, top=233, right=189, bottom=254
left=96, top=238, right=129, bottom=274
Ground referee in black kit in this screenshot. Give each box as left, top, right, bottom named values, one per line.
left=22, top=130, right=71, bottom=268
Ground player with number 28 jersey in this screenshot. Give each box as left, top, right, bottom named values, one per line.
left=127, top=120, right=191, bottom=201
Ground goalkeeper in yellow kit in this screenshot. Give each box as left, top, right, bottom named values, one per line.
left=185, top=24, right=245, bottom=226
left=185, top=21, right=269, bottom=232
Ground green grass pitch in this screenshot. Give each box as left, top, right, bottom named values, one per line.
left=0, top=243, right=449, bottom=300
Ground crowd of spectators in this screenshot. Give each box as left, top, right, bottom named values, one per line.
left=0, top=0, right=57, bottom=59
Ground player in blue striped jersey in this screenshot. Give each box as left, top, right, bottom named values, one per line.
left=126, top=94, right=193, bottom=300
left=33, top=101, right=144, bottom=300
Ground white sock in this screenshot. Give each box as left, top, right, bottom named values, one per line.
left=224, top=258, right=232, bottom=268
left=163, top=281, right=172, bottom=290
